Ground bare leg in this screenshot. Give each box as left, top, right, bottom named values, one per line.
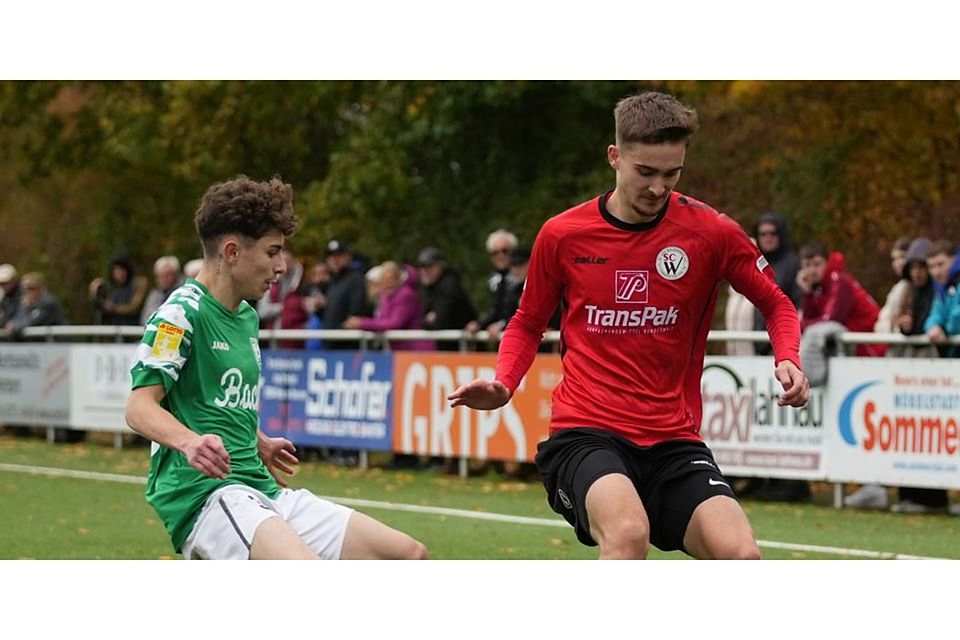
left=682, top=495, right=761, bottom=559
left=339, top=511, right=428, bottom=560
left=250, top=516, right=320, bottom=560
left=584, top=473, right=651, bottom=559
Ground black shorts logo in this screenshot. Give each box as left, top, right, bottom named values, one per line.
left=557, top=489, right=573, bottom=511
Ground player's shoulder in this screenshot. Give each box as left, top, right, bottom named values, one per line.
left=149, top=282, right=206, bottom=330
left=671, top=192, right=746, bottom=237
left=542, top=194, right=603, bottom=235
left=237, top=299, right=259, bottom=324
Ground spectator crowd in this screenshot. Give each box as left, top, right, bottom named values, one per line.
left=1, top=217, right=959, bottom=512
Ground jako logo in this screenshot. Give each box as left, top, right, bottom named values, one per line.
left=615, top=270, right=649, bottom=303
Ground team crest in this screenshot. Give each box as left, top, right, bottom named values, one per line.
left=656, top=246, right=689, bottom=280
left=249, top=337, right=262, bottom=370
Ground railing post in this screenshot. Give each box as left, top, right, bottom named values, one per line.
left=459, top=331, right=469, bottom=479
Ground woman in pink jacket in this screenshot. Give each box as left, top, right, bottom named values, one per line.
left=344, top=262, right=434, bottom=351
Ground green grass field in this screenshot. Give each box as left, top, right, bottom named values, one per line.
left=1, top=433, right=958, bottom=559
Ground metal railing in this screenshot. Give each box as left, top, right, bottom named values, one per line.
left=5, top=325, right=960, bottom=349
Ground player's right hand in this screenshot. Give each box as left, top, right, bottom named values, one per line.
left=447, top=379, right=512, bottom=410
left=183, top=434, right=232, bottom=480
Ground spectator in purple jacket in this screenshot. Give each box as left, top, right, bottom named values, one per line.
left=344, top=262, right=434, bottom=351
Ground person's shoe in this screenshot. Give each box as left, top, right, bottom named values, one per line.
left=890, top=499, right=937, bottom=514
left=844, top=484, right=888, bottom=510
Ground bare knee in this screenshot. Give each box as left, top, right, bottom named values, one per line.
left=713, top=539, right=761, bottom=560
left=407, top=539, right=429, bottom=560
left=596, top=515, right=650, bottom=560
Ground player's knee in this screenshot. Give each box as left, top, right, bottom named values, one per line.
left=598, top=515, right=650, bottom=559
left=716, top=539, right=761, bottom=560
left=732, top=541, right=761, bottom=560
left=407, top=539, right=429, bottom=560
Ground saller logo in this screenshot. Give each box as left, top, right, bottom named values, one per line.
left=615, top=270, right=649, bottom=303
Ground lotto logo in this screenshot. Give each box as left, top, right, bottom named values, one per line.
left=615, top=270, right=649, bottom=303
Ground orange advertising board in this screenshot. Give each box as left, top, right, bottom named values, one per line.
left=392, top=352, right=562, bottom=462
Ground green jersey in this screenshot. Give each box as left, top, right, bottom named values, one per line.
left=130, top=279, right=279, bottom=552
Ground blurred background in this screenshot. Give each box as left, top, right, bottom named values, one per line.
left=2, top=80, right=958, bottom=323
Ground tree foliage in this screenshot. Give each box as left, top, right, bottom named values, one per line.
left=1, top=80, right=958, bottom=323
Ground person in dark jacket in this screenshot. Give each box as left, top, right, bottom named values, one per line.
left=89, top=253, right=149, bottom=326
left=752, top=212, right=801, bottom=355
left=418, top=246, right=477, bottom=351
left=5, top=272, right=65, bottom=336
left=465, top=229, right=518, bottom=341
left=323, top=239, right=371, bottom=351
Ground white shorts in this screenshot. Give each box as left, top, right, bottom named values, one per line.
left=182, top=485, right=353, bottom=560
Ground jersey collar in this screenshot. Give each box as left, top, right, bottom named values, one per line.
left=598, top=190, right=669, bottom=232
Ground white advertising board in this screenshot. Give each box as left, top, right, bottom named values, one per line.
left=824, top=358, right=960, bottom=489
left=69, top=344, right=138, bottom=432
left=700, top=356, right=826, bottom=479
left=0, top=345, right=71, bottom=426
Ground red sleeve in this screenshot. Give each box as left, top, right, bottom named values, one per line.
left=719, top=218, right=802, bottom=369
left=495, top=221, right=563, bottom=392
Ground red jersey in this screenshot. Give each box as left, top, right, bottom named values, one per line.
left=496, top=191, right=802, bottom=446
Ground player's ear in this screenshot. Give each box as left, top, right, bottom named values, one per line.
left=607, top=144, right=620, bottom=170
left=221, top=237, right=241, bottom=264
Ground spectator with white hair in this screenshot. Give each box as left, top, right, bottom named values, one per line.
left=183, top=258, right=204, bottom=280
left=140, top=256, right=185, bottom=325
left=465, top=228, right=519, bottom=339
left=0, top=263, right=22, bottom=328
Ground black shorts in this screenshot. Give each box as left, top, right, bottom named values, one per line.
left=534, top=427, right=737, bottom=554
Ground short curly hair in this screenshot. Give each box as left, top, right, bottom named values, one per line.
left=195, top=175, right=299, bottom=255
left=614, top=91, right=699, bottom=146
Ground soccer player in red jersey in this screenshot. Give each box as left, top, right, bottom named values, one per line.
left=448, top=91, right=809, bottom=559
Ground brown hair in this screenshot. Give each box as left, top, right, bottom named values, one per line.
left=892, top=235, right=912, bottom=253
left=799, top=241, right=829, bottom=261
left=928, top=239, right=956, bottom=259
left=614, top=91, right=699, bottom=146
left=194, top=176, right=299, bottom=255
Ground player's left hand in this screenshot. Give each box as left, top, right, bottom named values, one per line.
left=775, top=360, right=809, bottom=408
left=257, top=436, right=299, bottom=487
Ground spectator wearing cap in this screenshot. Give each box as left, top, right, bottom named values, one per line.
left=323, top=239, right=371, bottom=350
left=0, top=264, right=22, bottom=328
left=344, top=262, right=434, bottom=351
left=465, top=229, right=519, bottom=340
left=89, top=253, right=149, bottom=325
left=140, top=256, right=185, bottom=325
left=418, top=246, right=477, bottom=351
left=5, top=272, right=65, bottom=337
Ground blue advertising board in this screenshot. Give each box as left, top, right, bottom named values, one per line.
left=259, top=350, right=393, bottom=450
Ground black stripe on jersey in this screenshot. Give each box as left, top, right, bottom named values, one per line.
left=559, top=294, right=569, bottom=360
left=597, top=190, right=668, bottom=232
left=690, top=282, right=721, bottom=361
left=218, top=496, right=252, bottom=550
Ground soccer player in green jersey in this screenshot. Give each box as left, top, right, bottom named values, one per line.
left=125, top=176, right=428, bottom=560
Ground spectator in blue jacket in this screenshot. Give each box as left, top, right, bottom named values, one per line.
left=923, top=239, right=960, bottom=357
